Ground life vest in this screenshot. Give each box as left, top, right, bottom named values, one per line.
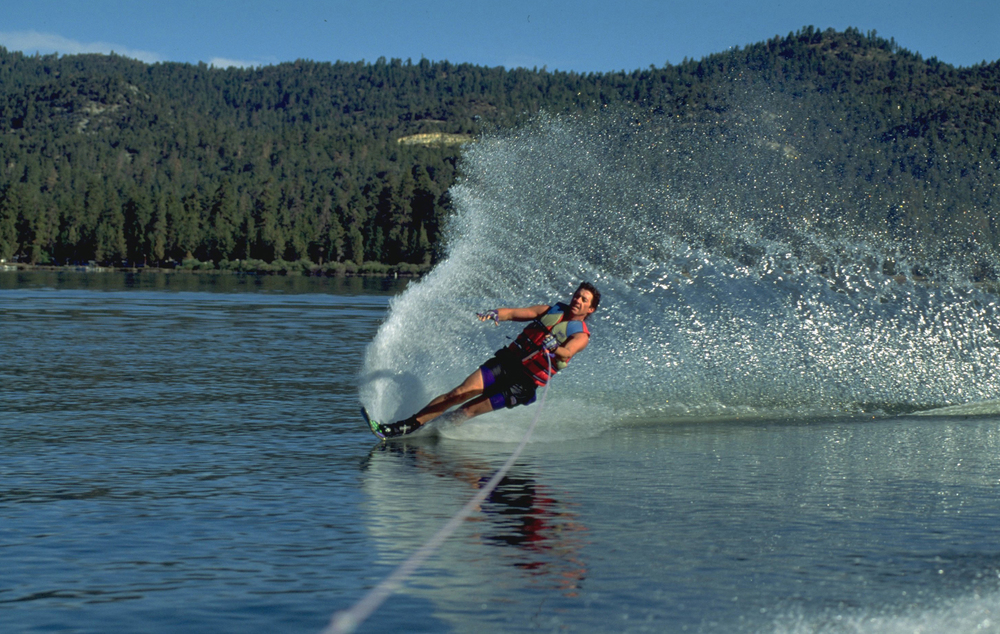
left=508, top=303, right=590, bottom=386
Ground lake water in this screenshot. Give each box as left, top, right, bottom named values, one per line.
left=3, top=271, right=1000, bottom=633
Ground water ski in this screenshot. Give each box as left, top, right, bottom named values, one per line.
left=362, top=407, right=425, bottom=440
left=361, top=407, right=387, bottom=440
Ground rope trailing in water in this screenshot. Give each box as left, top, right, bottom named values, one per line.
left=324, top=355, right=553, bottom=634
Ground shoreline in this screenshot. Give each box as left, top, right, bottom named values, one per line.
left=0, top=261, right=428, bottom=278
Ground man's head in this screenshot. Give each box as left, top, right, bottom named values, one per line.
left=570, top=282, right=600, bottom=320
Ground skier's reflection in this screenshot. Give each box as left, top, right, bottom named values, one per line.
left=477, top=474, right=588, bottom=597
left=369, top=441, right=588, bottom=597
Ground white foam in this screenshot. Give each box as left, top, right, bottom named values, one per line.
left=770, top=591, right=1000, bottom=634
left=913, top=399, right=1000, bottom=417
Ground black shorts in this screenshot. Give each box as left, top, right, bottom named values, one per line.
left=480, top=348, right=538, bottom=410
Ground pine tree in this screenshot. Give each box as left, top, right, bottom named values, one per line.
left=0, top=185, right=21, bottom=260
left=94, top=186, right=126, bottom=264
left=124, top=188, right=153, bottom=265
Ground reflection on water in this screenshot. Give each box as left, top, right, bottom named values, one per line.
left=480, top=476, right=588, bottom=597
left=0, top=269, right=409, bottom=295
left=363, top=440, right=588, bottom=603
left=356, top=416, right=1000, bottom=634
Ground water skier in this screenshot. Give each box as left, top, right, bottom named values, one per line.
left=370, top=282, right=600, bottom=438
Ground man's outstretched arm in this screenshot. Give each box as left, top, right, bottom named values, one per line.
left=478, top=305, right=550, bottom=323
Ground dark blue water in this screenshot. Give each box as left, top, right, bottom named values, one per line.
left=4, top=272, right=1000, bottom=633
left=1, top=272, right=400, bottom=633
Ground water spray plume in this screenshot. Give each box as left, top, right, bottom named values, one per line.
left=361, top=107, right=1000, bottom=427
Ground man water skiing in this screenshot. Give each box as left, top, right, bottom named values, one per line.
left=370, top=282, right=600, bottom=439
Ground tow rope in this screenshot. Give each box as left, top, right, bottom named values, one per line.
left=324, top=354, right=554, bottom=634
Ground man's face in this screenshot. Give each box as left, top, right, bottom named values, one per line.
left=568, top=289, right=596, bottom=319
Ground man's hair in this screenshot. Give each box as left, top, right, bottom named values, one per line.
left=577, top=281, right=600, bottom=313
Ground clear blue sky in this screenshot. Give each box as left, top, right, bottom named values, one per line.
left=1, top=0, right=997, bottom=71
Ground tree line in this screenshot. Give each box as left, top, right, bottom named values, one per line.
left=0, top=26, right=998, bottom=273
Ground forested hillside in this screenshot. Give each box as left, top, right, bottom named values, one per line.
left=0, top=26, right=998, bottom=274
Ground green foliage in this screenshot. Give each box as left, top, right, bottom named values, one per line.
left=0, top=28, right=998, bottom=270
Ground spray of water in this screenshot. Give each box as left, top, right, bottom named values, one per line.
left=359, top=107, right=1000, bottom=433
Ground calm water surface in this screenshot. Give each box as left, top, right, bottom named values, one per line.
left=2, top=272, right=1000, bottom=633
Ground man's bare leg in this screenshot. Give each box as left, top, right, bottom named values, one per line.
left=411, top=368, right=485, bottom=425
left=453, top=393, right=496, bottom=422
left=379, top=368, right=505, bottom=438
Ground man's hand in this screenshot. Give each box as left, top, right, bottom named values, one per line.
left=477, top=309, right=500, bottom=325
left=540, top=333, right=559, bottom=352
